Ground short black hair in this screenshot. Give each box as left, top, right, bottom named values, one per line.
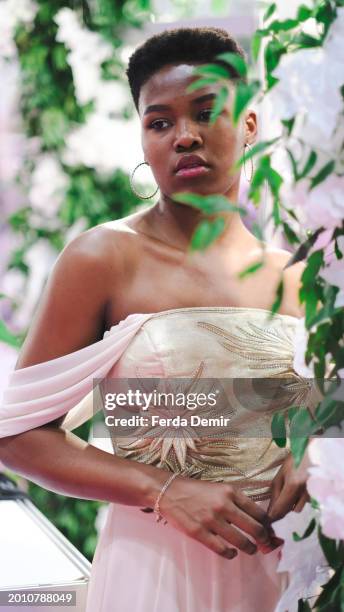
left=126, top=26, right=247, bottom=111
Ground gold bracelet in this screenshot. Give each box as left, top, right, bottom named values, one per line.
left=153, top=472, right=179, bottom=524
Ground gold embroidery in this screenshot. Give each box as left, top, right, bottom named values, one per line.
left=196, top=320, right=294, bottom=372
left=110, top=311, right=322, bottom=499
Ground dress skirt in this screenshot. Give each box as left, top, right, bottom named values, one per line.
left=85, top=498, right=288, bottom=612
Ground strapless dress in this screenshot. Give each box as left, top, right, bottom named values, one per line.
left=1, top=307, right=322, bottom=612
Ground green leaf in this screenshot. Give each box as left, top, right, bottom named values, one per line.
left=193, top=63, right=231, bottom=80
left=269, top=18, right=299, bottom=32
left=210, top=86, right=229, bottom=124
left=263, top=2, right=277, bottom=22
left=190, top=218, right=226, bottom=251
left=293, top=518, right=316, bottom=542
left=302, top=250, right=324, bottom=285
left=267, top=168, right=283, bottom=199
left=310, top=497, right=320, bottom=510
left=40, top=108, right=69, bottom=148
left=281, top=117, right=296, bottom=137
left=293, top=33, right=322, bottom=48
left=290, top=436, right=309, bottom=467
left=265, top=39, right=286, bottom=74
left=282, top=222, right=299, bottom=246
left=238, top=260, right=264, bottom=279
left=233, top=137, right=280, bottom=171
left=310, top=160, right=335, bottom=190
left=283, top=230, right=323, bottom=268
left=297, top=5, right=314, bottom=21
left=0, top=320, right=21, bottom=349
left=272, top=197, right=281, bottom=226
left=172, top=192, right=246, bottom=215
left=216, top=52, right=248, bottom=78
left=318, top=528, right=343, bottom=570
left=271, top=279, right=284, bottom=314
left=271, top=412, right=287, bottom=447
left=211, top=0, right=228, bottom=13
left=299, top=150, right=318, bottom=180
left=251, top=31, right=264, bottom=62
left=232, top=80, right=260, bottom=125
left=251, top=222, right=264, bottom=242
left=297, top=600, right=312, bottom=612
left=286, top=147, right=299, bottom=181
left=187, top=77, right=221, bottom=93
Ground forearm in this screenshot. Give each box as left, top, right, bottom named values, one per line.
left=0, top=427, right=171, bottom=507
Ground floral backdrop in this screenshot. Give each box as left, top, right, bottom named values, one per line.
left=0, top=0, right=343, bottom=609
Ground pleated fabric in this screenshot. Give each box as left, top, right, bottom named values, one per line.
left=0, top=313, right=152, bottom=437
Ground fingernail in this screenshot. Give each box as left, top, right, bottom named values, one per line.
left=227, top=549, right=238, bottom=559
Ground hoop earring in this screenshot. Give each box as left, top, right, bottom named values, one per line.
left=243, top=143, right=254, bottom=183
left=130, top=161, right=159, bottom=200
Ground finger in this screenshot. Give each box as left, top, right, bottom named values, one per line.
left=194, top=527, right=238, bottom=560
left=267, top=478, right=283, bottom=515
left=224, top=505, right=279, bottom=552
left=268, top=485, right=301, bottom=522
left=293, top=491, right=310, bottom=513
left=210, top=518, right=258, bottom=556
left=233, top=490, right=271, bottom=526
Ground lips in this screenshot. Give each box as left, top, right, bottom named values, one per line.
left=174, top=154, right=209, bottom=173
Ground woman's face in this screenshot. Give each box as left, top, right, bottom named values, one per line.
left=138, top=63, right=257, bottom=199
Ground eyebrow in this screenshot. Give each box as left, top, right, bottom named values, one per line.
left=143, top=93, right=217, bottom=116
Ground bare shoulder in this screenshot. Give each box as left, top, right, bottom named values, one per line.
left=263, top=246, right=306, bottom=318
left=15, top=223, right=136, bottom=370
left=60, top=216, right=140, bottom=271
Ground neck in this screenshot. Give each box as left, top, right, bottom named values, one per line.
left=145, top=180, right=253, bottom=253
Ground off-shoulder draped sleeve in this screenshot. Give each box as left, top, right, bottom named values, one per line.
left=0, top=313, right=152, bottom=438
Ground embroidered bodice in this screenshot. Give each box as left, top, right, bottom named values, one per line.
left=1, top=306, right=322, bottom=502
left=103, top=307, right=320, bottom=501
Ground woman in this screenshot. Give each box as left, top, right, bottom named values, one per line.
left=0, top=27, right=312, bottom=611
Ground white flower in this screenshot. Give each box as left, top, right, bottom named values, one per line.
left=323, top=7, right=344, bottom=58
left=55, top=8, right=113, bottom=107
left=334, top=290, right=344, bottom=309
left=93, top=80, right=129, bottom=116
left=282, top=175, right=344, bottom=232
left=63, top=113, right=141, bottom=174
left=293, top=317, right=315, bottom=377
left=1, top=269, right=26, bottom=302
left=307, top=432, right=344, bottom=540
left=273, top=503, right=331, bottom=612
left=28, top=155, right=69, bottom=217
left=269, top=47, right=344, bottom=140
left=319, top=236, right=344, bottom=292
left=0, top=0, right=37, bottom=59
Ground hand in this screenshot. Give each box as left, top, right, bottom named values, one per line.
left=267, top=451, right=311, bottom=522
left=159, top=477, right=284, bottom=560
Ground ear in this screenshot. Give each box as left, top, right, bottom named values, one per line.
left=244, top=109, right=258, bottom=146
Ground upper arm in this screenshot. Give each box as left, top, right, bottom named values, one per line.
left=13, top=228, right=116, bottom=428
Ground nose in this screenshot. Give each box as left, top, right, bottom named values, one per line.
left=173, top=119, right=203, bottom=151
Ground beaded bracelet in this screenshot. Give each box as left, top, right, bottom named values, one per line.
left=153, top=472, right=179, bottom=524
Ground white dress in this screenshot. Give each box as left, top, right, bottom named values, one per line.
left=1, top=307, right=322, bottom=612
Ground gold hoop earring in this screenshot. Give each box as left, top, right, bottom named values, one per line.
left=243, top=143, right=254, bottom=183
left=130, top=161, right=159, bottom=200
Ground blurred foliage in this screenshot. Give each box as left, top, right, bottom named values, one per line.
left=3, top=0, right=154, bottom=560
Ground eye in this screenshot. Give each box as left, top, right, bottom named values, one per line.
left=198, top=109, right=213, bottom=122
left=149, top=119, right=171, bottom=130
